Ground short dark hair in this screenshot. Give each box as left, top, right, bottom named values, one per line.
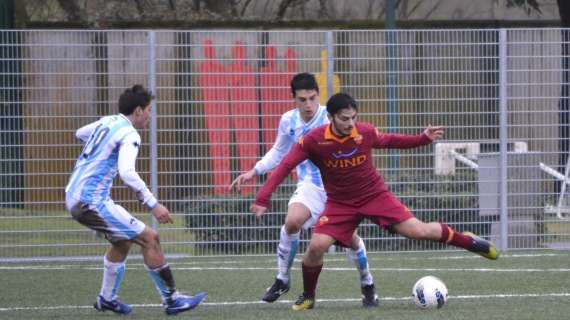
left=326, top=92, right=358, bottom=116
left=290, top=72, right=319, bottom=96
left=118, top=85, right=154, bottom=115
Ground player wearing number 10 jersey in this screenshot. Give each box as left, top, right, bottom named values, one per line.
left=65, top=85, right=206, bottom=316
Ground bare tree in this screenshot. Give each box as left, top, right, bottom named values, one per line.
left=275, top=0, right=295, bottom=20
left=240, top=0, right=255, bottom=17
left=134, top=0, right=145, bottom=15
left=274, top=0, right=310, bottom=21
left=57, top=0, right=84, bottom=21
left=506, top=0, right=541, bottom=15
left=318, top=0, right=330, bottom=19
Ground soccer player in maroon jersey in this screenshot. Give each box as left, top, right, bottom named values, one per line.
left=251, top=92, right=499, bottom=311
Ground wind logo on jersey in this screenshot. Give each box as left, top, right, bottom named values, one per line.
left=325, top=149, right=366, bottom=168
left=317, top=216, right=329, bottom=226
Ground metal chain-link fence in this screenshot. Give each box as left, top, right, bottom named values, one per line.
left=1, top=28, right=568, bottom=258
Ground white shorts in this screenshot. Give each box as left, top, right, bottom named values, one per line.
left=66, top=195, right=146, bottom=242
left=288, top=182, right=327, bottom=230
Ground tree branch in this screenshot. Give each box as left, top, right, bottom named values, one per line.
left=275, top=0, right=296, bottom=21
left=240, top=0, right=254, bottom=17
left=134, top=0, right=145, bottom=15
left=421, top=0, right=443, bottom=20
left=318, top=0, right=330, bottom=19
left=56, top=0, right=82, bottom=21
left=558, top=0, right=570, bottom=27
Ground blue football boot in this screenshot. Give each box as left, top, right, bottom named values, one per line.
left=165, top=292, right=208, bottom=316
left=94, top=295, right=132, bottom=315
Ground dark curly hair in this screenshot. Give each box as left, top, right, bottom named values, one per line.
left=118, top=84, right=154, bottom=115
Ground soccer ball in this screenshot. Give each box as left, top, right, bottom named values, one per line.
left=411, top=276, right=448, bottom=309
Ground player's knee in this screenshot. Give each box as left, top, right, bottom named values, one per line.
left=349, top=235, right=362, bottom=250
left=305, top=249, right=323, bottom=264
left=307, top=242, right=328, bottom=257
left=284, top=220, right=302, bottom=234
left=111, top=241, right=132, bottom=256
left=149, top=231, right=161, bottom=246
left=138, top=228, right=161, bottom=249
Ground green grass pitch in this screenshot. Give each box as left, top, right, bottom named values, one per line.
left=2, top=250, right=570, bottom=319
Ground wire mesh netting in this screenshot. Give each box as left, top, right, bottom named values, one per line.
left=1, top=28, right=569, bottom=258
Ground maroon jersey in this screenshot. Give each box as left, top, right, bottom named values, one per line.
left=255, top=122, right=432, bottom=208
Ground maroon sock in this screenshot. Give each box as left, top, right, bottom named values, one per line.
left=302, top=263, right=323, bottom=299
left=439, top=223, right=473, bottom=249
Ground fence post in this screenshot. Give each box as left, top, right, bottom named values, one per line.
left=325, top=31, right=334, bottom=102
left=498, top=28, right=509, bottom=251
left=148, top=30, right=158, bottom=230
left=386, top=27, right=399, bottom=169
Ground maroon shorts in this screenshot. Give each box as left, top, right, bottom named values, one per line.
left=313, top=191, right=414, bottom=248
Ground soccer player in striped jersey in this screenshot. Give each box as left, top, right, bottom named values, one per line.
left=230, top=73, right=378, bottom=307
left=252, top=92, right=499, bottom=311
left=65, top=85, right=207, bottom=315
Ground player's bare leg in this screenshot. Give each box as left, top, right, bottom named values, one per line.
left=262, top=203, right=310, bottom=302
left=393, top=218, right=499, bottom=260
left=346, top=233, right=378, bottom=307
left=292, top=233, right=336, bottom=311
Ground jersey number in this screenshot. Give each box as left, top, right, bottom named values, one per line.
left=82, top=125, right=110, bottom=158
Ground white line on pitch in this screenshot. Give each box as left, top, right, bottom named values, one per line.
left=0, top=252, right=565, bottom=265
left=2, top=265, right=570, bottom=273
left=1, top=293, right=570, bottom=312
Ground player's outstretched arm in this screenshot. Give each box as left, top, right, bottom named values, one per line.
left=229, top=119, right=294, bottom=193
left=152, top=203, right=173, bottom=224
left=253, top=142, right=309, bottom=214
left=423, top=124, right=444, bottom=141
left=228, top=169, right=256, bottom=192
left=374, top=123, right=444, bottom=149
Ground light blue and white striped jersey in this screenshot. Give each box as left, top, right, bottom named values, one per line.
left=254, top=105, right=329, bottom=187
left=65, top=114, right=141, bottom=205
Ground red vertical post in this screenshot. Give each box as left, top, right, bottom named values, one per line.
left=282, top=48, right=298, bottom=181
left=228, top=41, right=258, bottom=195
left=198, top=39, right=231, bottom=194
left=260, top=46, right=280, bottom=150
left=279, top=47, right=298, bottom=115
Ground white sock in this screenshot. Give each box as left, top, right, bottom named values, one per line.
left=345, top=237, right=374, bottom=286
left=276, top=225, right=300, bottom=284
left=99, top=256, right=126, bottom=300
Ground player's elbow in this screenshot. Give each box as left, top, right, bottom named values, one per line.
left=282, top=161, right=297, bottom=172
left=119, top=169, right=139, bottom=186
left=119, top=167, right=133, bottom=177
